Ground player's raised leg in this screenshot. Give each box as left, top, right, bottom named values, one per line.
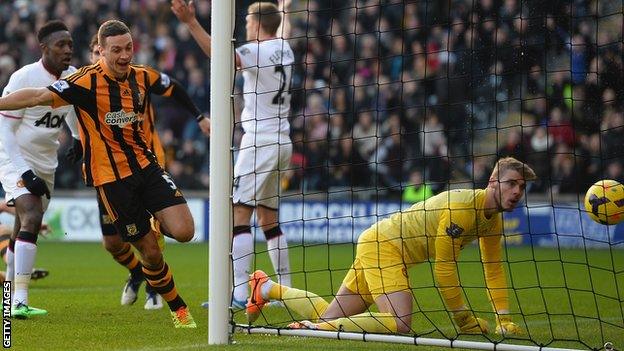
left=97, top=164, right=196, bottom=328
left=152, top=203, right=194, bottom=243
left=141, top=163, right=196, bottom=326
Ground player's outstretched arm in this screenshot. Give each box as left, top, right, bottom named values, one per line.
left=0, top=87, right=53, bottom=111
left=435, top=236, right=488, bottom=334
left=172, top=0, right=242, bottom=68
left=479, top=235, right=524, bottom=336
left=171, top=0, right=212, bottom=58
left=277, top=0, right=292, bottom=39
left=434, top=211, right=489, bottom=334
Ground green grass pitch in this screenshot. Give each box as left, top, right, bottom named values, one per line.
left=7, top=241, right=623, bottom=350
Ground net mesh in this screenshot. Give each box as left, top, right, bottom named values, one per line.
left=230, top=0, right=624, bottom=349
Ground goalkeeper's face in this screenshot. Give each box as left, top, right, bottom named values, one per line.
left=491, top=169, right=526, bottom=212
left=100, top=33, right=133, bottom=78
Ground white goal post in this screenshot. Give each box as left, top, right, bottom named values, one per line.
left=208, top=0, right=234, bottom=345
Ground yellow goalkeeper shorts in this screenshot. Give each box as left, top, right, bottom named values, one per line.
left=342, top=228, right=411, bottom=304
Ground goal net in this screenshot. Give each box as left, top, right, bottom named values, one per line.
left=220, top=0, right=624, bottom=349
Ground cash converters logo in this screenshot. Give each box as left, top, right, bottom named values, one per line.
left=104, top=110, right=142, bottom=127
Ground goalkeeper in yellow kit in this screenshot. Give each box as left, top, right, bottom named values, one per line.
left=247, top=157, right=536, bottom=335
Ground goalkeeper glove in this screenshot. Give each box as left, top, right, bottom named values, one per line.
left=453, top=310, right=489, bottom=334
left=495, top=315, right=523, bottom=336
left=21, top=170, right=50, bottom=199
left=65, top=138, right=83, bottom=164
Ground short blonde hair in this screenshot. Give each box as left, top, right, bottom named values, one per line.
left=490, top=157, right=537, bottom=181
left=247, top=2, right=282, bottom=36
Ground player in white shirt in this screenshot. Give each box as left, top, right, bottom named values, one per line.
left=172, top=0, right=294, bottom=308
left=0, top=20, right=76, bottom=319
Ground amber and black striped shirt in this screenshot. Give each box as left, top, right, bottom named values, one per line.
left=47, top=59, right=171, bottom=186
left=142, top=98, right=165, bottom=168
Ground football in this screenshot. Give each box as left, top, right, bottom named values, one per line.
left=584, top=179, right=624, bottom=225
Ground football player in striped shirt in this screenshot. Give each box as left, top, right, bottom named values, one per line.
left=0, top=20, right=209, bottom=328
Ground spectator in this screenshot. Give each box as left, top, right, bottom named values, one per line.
left=602, top=111, right=624, bottom=164
left=528, top=126, right=551, bottom=182
left=551, top=151, right=579, bottom=194
left=547, top=107, right=575, bottom=147
left=352, top=111, right=377, bottom=162
left=0, top=0, right=620, bottom=194
left=369, top=123, right=404, bottom=190
left=498, top=129, right=525, bottom=160
left=605, top=161, right=624, bottom=184
left=402, top=169, right=434, bottom=203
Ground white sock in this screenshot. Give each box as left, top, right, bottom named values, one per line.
left=232, top=232, right=253, bottom=303
left=261, top=278, right=275, bottom=300
left=5, top=248, right=14, bottom=283
left=267, top=235, right=291, bottom=287
left=13, top=241, right=37, bottom=306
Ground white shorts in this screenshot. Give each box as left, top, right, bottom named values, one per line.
left=233, top=133, right=292, bottom=209
left=0, top=161, right=54, bottom=212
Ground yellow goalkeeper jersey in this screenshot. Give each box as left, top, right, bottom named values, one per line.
left=371, top=188, right=508, bottom=312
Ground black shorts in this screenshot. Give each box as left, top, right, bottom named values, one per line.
left=96, top=162, right=186, bottom=242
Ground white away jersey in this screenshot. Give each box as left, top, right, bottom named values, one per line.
left=236, top=38, right=294, bottom=135
left=0, top=60, right=77, bottom=174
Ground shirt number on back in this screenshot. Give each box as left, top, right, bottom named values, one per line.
left=272, top=65, right=290, bottom=105
left=34, top=112, right=65, bottom=128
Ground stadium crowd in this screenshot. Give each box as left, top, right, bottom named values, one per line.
left=0, top=0, right=622, bottom=198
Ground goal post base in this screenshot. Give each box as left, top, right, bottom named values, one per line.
left=237, top=325, right=587, bottom=351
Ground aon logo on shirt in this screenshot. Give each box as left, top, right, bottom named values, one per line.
left=34, top=112, right=65, bottom=128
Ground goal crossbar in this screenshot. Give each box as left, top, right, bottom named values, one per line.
left=238, top=326, right=587, bottom=351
